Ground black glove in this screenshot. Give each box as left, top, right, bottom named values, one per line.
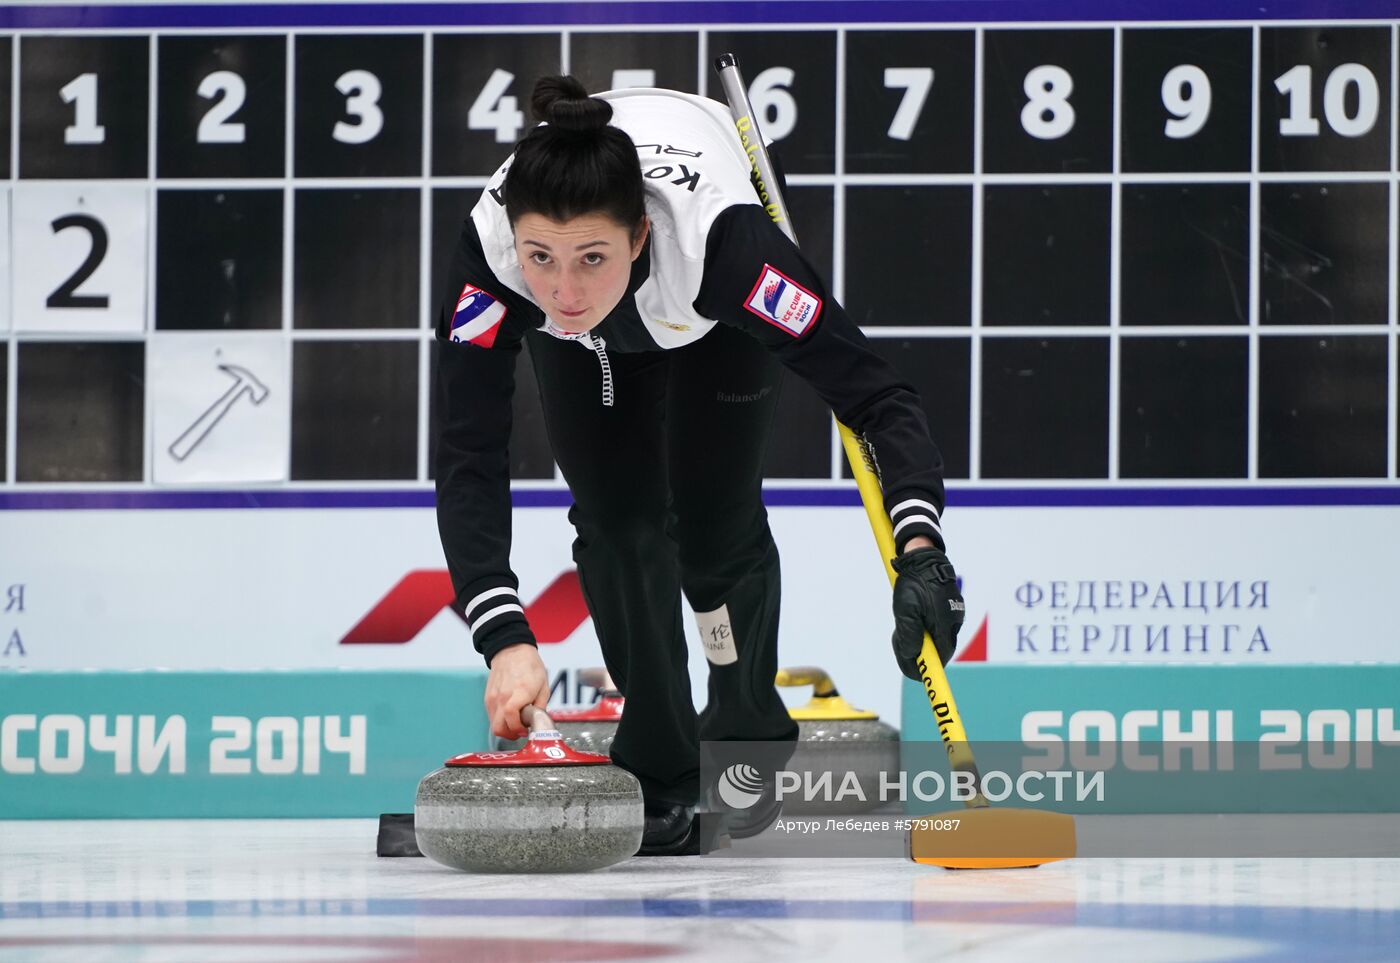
left=890, top=547, right=965, bottom=680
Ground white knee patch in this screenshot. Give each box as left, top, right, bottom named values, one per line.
left=696, top=605, right=737, bottom=665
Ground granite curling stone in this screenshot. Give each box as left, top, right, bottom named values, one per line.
left=494, top=667, right=624, bottom=754
left=776, top=666, right=900, bottom=815
left=416, top=705, right=643, bottom=872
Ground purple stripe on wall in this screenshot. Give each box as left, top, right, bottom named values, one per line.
left=1, top=486, right=1397, bottom=511
left=0, top=1, right=1388, bottom=30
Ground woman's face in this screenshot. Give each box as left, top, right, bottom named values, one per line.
left=514, top=212, right=649, bottom=334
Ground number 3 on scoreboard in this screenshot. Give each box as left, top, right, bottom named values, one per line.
left=11, top=186, right=148, bottom=334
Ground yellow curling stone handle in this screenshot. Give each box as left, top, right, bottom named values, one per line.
left=775, top=666, right=879, bottom=720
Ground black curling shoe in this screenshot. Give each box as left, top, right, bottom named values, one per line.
left=723, top=785, right=783, bottom=839
left=635, top=802, right=698, bottom=856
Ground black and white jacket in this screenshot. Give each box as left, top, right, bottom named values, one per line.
left=436, top=88, right=948, bottom=663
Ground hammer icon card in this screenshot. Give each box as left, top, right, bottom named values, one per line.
left=151, top=335, right=289, bottom=484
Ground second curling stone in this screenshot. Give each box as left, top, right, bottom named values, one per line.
left=777, top=666, right=900, bottom=815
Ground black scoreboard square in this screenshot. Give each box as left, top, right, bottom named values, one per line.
left=1121, top=28, right=1252, bottom=174
left=19, top=36, right=149, bottom=179
left=431, top=33, right=560, bottom=176
left=866, top=336, right=972, bottom=479
left=294, top=188, right=420, bottom=329
left=983, top=185, right=1110, bottom=326
left=295, top=33, right=424, bottom=178
left=785, top=185, right=834, bottom=292
left=507, top=339, right=557, bottom=480
left=1120, top=336, right=1248, bottom=478
left=1259, top=335, right=1387, bottom=477
left=1260, top=27, right=1391, bottom=173
left=1121, top=183, right=1250, bottom=326
left=431, top=187, right=476, bottom=328
left=17, top=340, right=144, bottom=482
left=0, top=38, right=11, bottom=179
left=156, top=189, right=283, bottom=330
left=981, top=337, right=1109, bottom=478
left=157, top=35, right=286, bottom=179
left=1259, top=181, right=1389, bottom=325
left=983, top=29, right=1113, bottom=175
left=429, top=339, right=557, bottom=481
left=292, top=340, right=418, bottom=480
left=295, top=187, right=420, bottom=330
left=569, top=32, right=700, bottom=95
left=845, top=186, right=972, bottom=326
left=845, top=30, right=974, bottom=174
left=762, top=373, right=830, bottom=480
left=706, top=30, right=836, bottom=174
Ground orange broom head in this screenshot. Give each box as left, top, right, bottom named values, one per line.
left=908, top=807, right=1076, bottom=870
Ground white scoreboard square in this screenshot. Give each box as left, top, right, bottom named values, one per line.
left=11, top=184, right=148, bottom=333
left=150, top=333, right=289, bottom=484
left=0, top=189, right=10, bottom=333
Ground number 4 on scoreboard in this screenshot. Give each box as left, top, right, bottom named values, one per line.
left=468, top=68, right=525, bottom=144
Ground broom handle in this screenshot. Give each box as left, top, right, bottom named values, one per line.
left=836, top=425, right=987, bottom=806
left=714, top=54, right=987, bottom=808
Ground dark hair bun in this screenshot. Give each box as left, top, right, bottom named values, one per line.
left=531, top=75, right=612, bottom=132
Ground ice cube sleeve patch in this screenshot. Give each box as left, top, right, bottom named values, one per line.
left=743, top=264, right=822, bottom=337
left=451, top=283, right=507, bottom=347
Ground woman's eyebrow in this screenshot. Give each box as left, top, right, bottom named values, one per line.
left=520, top=239, right=612, bottom=251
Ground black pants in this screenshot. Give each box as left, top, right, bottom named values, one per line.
left=528, top=323, right=800, bottom=806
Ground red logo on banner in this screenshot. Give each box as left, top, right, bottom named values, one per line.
left=340, top=569, right=590, bottom=645
left=953, top=616, right=988, bottom=663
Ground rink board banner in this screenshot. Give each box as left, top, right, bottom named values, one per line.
left=0, top=670, right=489, bottom=819
left=5, top=664, right=1394, bottom=821
left=3, top=496, right=1398, bottom=723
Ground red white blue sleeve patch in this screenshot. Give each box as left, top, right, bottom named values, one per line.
left=450, top=283, right=507, bottom=348
left=743, top=264, right=822, bottom=337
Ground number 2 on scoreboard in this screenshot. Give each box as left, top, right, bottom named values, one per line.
left=46, top=214, right=110, bottom=310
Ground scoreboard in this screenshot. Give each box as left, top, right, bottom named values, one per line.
left=0, top=14, right=1395, bottom=488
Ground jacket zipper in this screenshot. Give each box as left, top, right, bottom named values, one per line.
left=587, top=333, right=614, bottom=408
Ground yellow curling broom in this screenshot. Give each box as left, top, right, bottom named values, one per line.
left=714, top=54, right=1075, bottom=869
